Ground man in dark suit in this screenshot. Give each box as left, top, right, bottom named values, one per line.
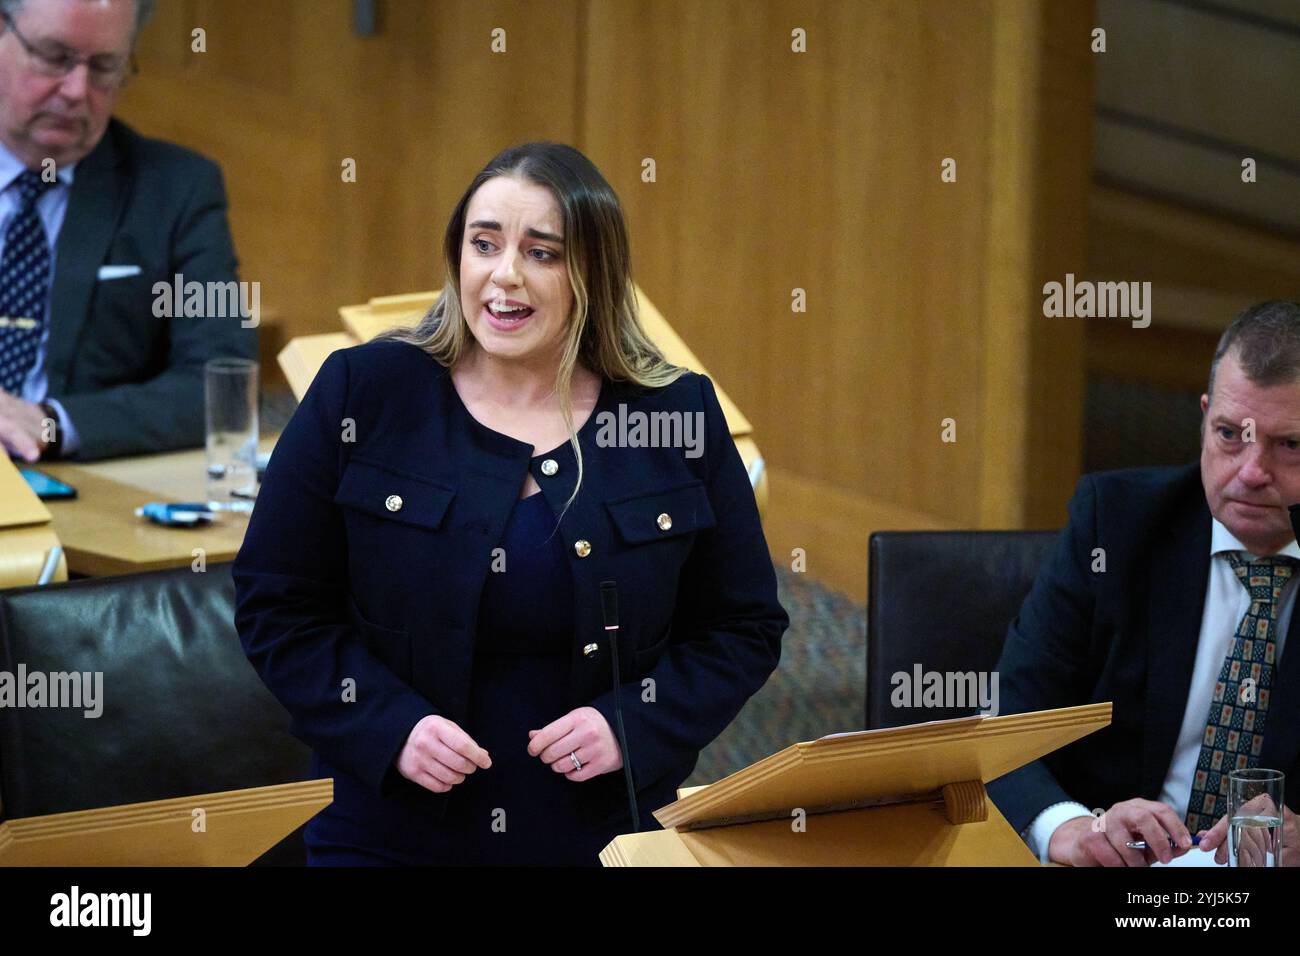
left=989, top=300, right=1300, bottom=866
left=0, top=0, right=254, bottom=462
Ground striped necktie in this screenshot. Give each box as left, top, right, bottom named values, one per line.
left=0, top=169, right=54, bottom=395
left=1185, top=551, right=1295, bottom=833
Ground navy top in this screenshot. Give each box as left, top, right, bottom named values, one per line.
left=447, top=489, right=600, bottom=864
left=307, top=473, right=625, bottom=865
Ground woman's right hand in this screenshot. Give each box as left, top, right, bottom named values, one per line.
left=396, top=714, right=492, bottom=793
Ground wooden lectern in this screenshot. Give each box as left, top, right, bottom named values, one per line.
left=276, top=287, right=770, bottom=516
left=600, top=703, right=1111, bottom=866
left=0, top=780, right=331, bottom=866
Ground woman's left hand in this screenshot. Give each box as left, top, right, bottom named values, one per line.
left=528, top=706, right=623, bottom=781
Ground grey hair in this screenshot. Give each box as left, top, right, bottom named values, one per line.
left=1207, top=300, right=1300, bottom=405
left=0, top=0, right=156, bottom=39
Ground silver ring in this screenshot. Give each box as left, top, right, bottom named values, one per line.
left=569, top=751, right=582, bottom=771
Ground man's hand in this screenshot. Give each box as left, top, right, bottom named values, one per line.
left=1049, top=798, right=1195, bottom=866
left=527, top=706, right=622, bottom=782
left=0, top=390, right=50, bottom=462
left=1197, top=800, right=1298, bottom=866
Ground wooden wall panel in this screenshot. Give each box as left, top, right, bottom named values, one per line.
left=989, top=0, right=1091, bottom=527
left=583, top=1, right=1003, bottom=528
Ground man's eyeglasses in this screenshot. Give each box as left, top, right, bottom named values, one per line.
left=0, top=11, right=137, bottom=90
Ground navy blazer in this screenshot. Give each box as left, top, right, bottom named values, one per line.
left=988, top=464, right=1300, bottom=834
left=51, top=118, right=256, bottom=460
left=233, top=338, right=788, bottom=837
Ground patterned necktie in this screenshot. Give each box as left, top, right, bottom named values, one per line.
left=0, top=169, right=54, bottom=395
left=1185, top=552, right=1296, bottom=833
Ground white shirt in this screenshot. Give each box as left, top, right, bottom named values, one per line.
left=0, top=140, right=81, bottom=454
left=1025, top=518, right=1300, bottom=863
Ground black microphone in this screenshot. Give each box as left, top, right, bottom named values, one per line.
left=1290, top=504, right=1300, bottom=546
left=601, top=581, right=640, bottom=832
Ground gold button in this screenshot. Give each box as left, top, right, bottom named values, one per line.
left=385, top=494, right=403, bottom=512
left=540, top=458, right=559, bottom=476
left=574, top=539, right=591, bottom=558
left=583, top=642, right=599, bottom=658
left=657, top=512, right=672, bottom=531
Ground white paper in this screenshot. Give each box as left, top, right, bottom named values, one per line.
left=1151, top=848, right=1227, bottom=868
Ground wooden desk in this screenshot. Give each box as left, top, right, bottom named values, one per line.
left=39, top=435, right=277, bottom=578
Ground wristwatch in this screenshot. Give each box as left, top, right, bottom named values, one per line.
left=39, top=400, right=62, bottom=460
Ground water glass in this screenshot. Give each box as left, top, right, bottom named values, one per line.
left=205, top=358, right=259, bottom=511
left=1228, top=768, right=1284, bottom=867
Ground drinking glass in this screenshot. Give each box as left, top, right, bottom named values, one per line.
left=205, top=358, right=259, bottom=512
left=1228, top=768, right=1284, bottom=868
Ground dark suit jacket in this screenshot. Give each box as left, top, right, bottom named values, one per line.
left=46, top=118, right=256, bottom=460
left=232, top=339, right=788, bottom=845
left=988, top=464, right=1300, bottom=834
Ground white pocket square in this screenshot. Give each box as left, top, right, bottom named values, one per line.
left=97, top=264, right=141, bottom=280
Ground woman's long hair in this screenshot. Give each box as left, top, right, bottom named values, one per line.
left=377, top=142, right=685, bottom=512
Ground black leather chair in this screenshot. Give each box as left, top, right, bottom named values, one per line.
left=0, top=562, right=312, bottom=864
left=866, top=530, right=1059, bottom=730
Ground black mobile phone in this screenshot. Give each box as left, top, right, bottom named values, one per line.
left=19, top=467, right=78, bottom=500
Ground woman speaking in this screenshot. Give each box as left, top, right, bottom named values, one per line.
left=233, top=142, right=788, bottom=865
